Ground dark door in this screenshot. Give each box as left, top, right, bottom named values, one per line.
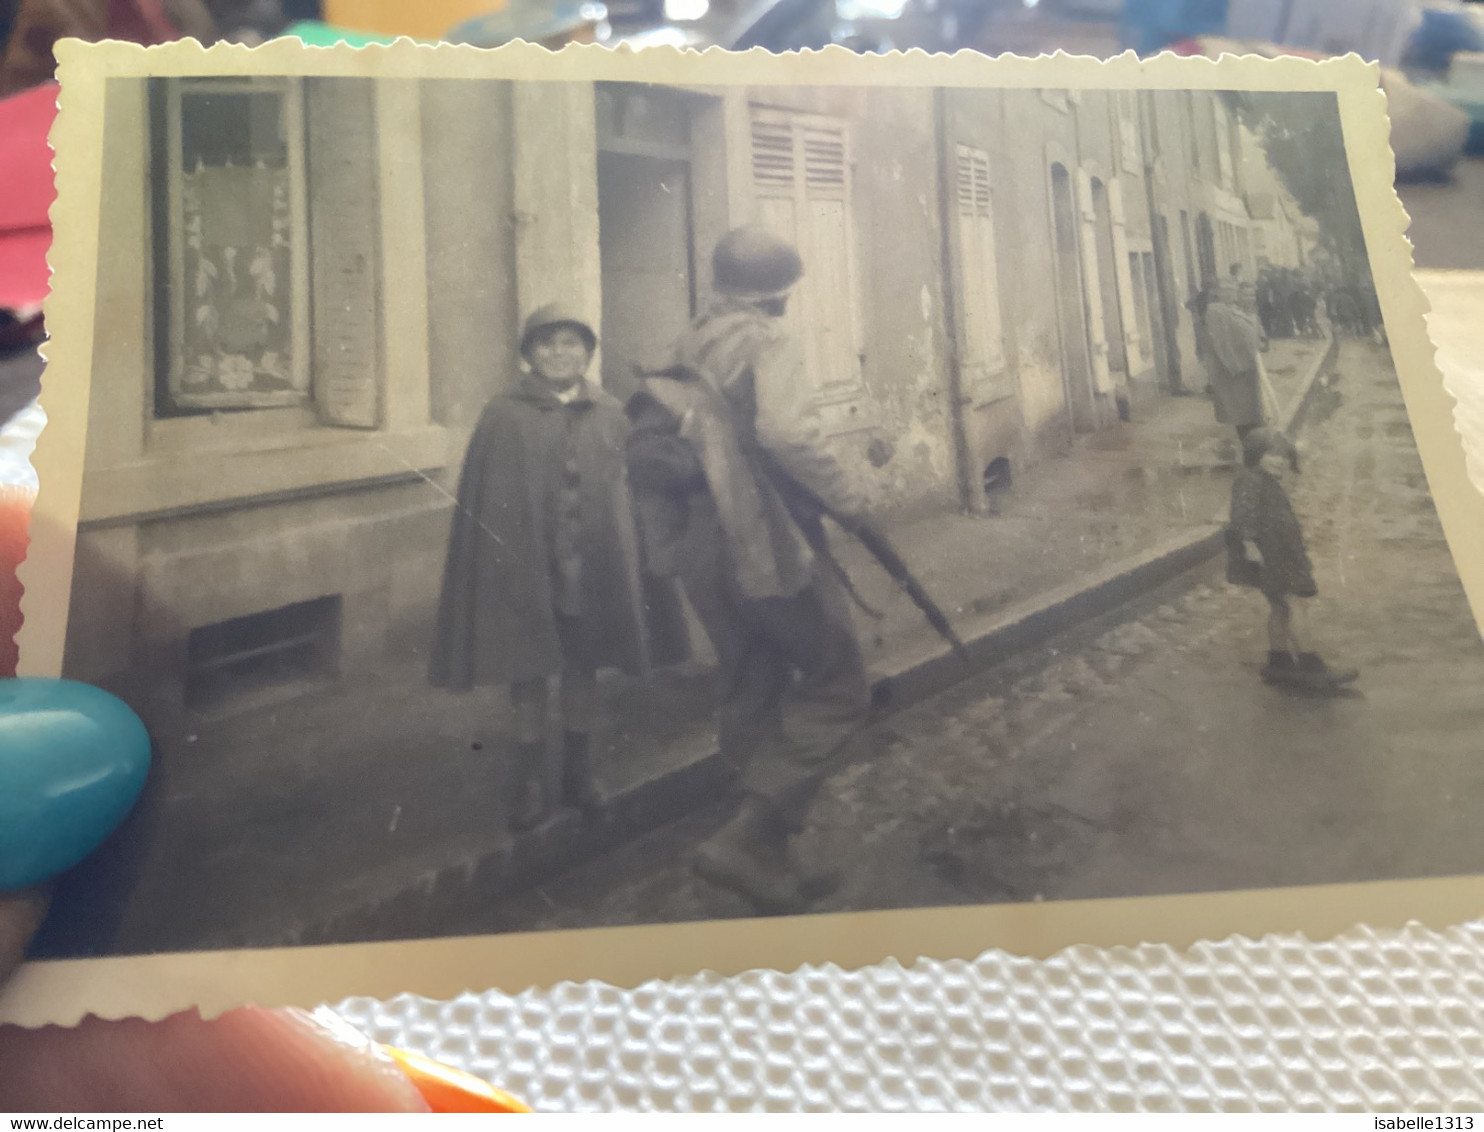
left=1196, top=211, right=1218, bottom=292
left=595, top=86, right=696, bottom=402
left=1150, top=214, right=1183, bottom=391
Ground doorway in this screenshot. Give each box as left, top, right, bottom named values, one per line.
left=1050, top=163, right=1096, bottom=434
left=595, top=85, right=697, bottom=401
left=1196, top=211, right=1218, bottom=292
left=1089, top=177, right=1129, bottom=385
left=1150, top=213, right=1183, bottom=391
left=1139, top=250, right=1170, bottom=392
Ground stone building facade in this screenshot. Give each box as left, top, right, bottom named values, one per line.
left=64, top=77, right=1299, bottom=716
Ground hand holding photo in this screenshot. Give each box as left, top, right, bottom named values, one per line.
left=5, top=39, right=1483, bottom=1027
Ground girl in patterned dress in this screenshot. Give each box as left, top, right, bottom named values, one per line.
left=1225, top=428, right=1359, bottom=690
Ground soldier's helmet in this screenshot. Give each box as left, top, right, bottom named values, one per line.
left=712, top=225, right=804, bottom=300
left=520, top=302, right=598, bottom=357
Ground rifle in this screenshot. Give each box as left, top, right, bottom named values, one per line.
left=632, top=364, right=971, bottom=665
left=753, top=448, right=972, bottom=666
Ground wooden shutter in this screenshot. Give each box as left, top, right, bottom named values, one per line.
left=749, top=106, right=863, bottom=402
left=953, top=144, right=1007, bottom=403
left=306, top=78, right=383, bottom=430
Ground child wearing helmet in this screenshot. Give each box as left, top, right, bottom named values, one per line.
left=1225, top=427, right=1358, bottom=691
left=429, top=303, right=684, bottom=832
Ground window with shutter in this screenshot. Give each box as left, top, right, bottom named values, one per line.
left=157, top=78, right=311, bottom=415
left=153, top=77, right=383, bottom=429
left=748, top=106, right=863, bottom=402
left=952, top=144, right=1007, bottom=402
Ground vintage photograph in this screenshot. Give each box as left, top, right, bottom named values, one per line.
left=31, top=59, right=1484, bottom=965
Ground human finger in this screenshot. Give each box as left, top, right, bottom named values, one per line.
left=0, top=1005, right=432, bottom=1112
left=0, top=888, right=48, bottom=985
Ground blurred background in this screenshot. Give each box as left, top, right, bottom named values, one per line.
left=4, top=0, right=1484, bottom=405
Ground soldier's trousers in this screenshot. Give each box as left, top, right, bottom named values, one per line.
left=681, top=550, right=872, bottom=835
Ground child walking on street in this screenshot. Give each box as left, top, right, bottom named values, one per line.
left=1225, top=428, right=1358, bottom=691
left=429, top=304, right=681, bottom=833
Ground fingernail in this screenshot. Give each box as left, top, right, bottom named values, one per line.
left=305, top=1007, right=530, bottom=1113
left=382, top=1045, right=533, bottom=1113
left=0, top=886, right=51, bottom=980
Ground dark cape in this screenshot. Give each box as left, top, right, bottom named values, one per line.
left=429, top=375, right=687, bottom=691
left=1204, top=301, right=1265, bottom=428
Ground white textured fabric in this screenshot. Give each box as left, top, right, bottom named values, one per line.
left=0, top=400, right=44, bottom=494
left=334, top=921, right=1484, bottom=1112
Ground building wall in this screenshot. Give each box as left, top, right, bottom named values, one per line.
left=945, top=88, right=1078, bottom=473
left=1143, top=89, right=1260, bottom=389
left=66, top=78, right=462, bottom=718
left=421, top=80, right=521, bottom=445
left=842, top=86, right=960, bottom=515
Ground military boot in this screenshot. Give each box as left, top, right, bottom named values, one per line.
left=1260, top=650, right=1296, bottom=685
left=509, top=739, right=553, bottom=833
left=692, top=799, right=809, bottom=916
left=561, top=730, right=605, bottom=817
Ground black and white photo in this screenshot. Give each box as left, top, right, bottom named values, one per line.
left=12, top=44, right=1484, bottom=1021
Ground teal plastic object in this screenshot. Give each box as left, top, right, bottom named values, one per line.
left=446, top=2, right=609, bottom=47
left=0, top=678, right=151, bottom=891
left=278, top=20, right=400, bottom=47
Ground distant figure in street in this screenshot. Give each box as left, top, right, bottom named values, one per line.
left=1203, top=277, right=1267, bottom=441
left=626, top=225, right=872, bottom=915
left=1289, top=274, right=1320, bottom=339
left=1225, top=428, right=1359, bottom=691
left=1256, top=269, right=1288, bottom=341
left=1186, top=282, right=1216, bottom=395
left=429, top=304, right=686, bottom=833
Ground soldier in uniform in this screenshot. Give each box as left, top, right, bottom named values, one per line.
left=626, top=226, right=872, bottom=915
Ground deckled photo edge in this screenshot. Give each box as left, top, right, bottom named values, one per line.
left=7, top=38, right=1484, bottom=1030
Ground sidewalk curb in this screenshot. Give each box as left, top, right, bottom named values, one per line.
left=1279, top=333, right=1339, bottom=436
left=288, top=338, right=1340, bottom=948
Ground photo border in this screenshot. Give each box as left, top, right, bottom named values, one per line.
left=7, top=38, right=1483, bottom=1027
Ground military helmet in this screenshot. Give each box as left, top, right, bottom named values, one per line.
left=520, top=302, right=598, bottom=357
left=712, top=225, right=804, bottom=299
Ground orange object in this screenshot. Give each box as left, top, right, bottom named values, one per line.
left=0, top=489, right=27, bottom=679
left=320, top=0, right=507, bottom=40
left=384, top=1045, right=532, bottom=1113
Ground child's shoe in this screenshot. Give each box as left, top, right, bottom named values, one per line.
left=1260, top=650, right=1296, bottom=685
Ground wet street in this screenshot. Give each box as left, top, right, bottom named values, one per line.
left=472, top=340, right=1484, bottom=936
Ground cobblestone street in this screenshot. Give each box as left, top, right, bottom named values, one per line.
left=39, top=338, right=1483, bottom=956
left=471, top=341, right=1484, bottom=936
